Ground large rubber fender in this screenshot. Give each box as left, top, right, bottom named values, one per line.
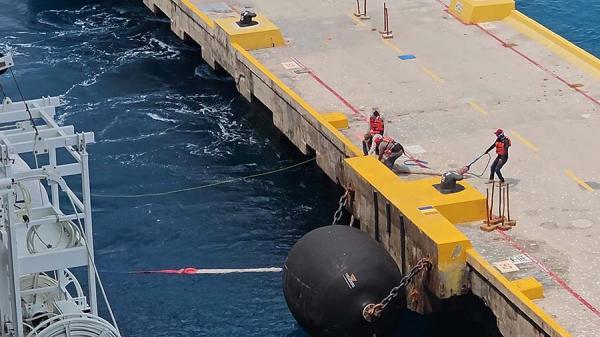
left=283, top=225, right=403, bottom=337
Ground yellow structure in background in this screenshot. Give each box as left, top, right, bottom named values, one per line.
left=513, top=277, right=545, bottom=300
left=321, top=112, right=349, bottom=130
left=215, top=15, right=285, bottom=51
left=449, top=0, right=515, bottom=24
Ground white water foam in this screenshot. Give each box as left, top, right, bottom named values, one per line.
left=146, top=113, right=178, bottom=124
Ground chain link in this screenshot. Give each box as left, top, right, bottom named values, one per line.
left=331, top=190, right=349, bottom=226
left=362, top=258, right=432, bottom=322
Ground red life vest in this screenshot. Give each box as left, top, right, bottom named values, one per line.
left=374, top=137, right=396, bottom=156
left=374, top=136, right=394, bottom=145
left=369, top=116, right=384, bottom=134
left=495, top=137, right=511, bottom=155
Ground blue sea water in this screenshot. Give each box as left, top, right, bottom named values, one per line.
left=1, top=1, right=336, bottom=336
left=0, top=1, right=596, bottom=336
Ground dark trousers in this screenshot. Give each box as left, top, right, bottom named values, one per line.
left=383, top=144, right=404, bottom=168
left=362, top=139, right=370, bottom=155
left=490, top=155, right=508, bottom=182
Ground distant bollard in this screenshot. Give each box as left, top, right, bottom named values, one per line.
left=354, top=0, right=370, bottom=20
left=354, top=0, right=361, bottom=17
left=380, top=3, right=393, bottom=39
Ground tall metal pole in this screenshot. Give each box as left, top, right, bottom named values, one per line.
left=490, top=181, right=495, bottom=218
left=48, top=147, right=67, bottom=301
left=507, top=184, right=511, bottom=221
left=498, top=182, right=502, bottom=220
left=6, top=189, right=24, bottom=337
left=80, top=141, right=97, bottom=315
left=384, top=3, right=388, bottom=32
left=49, top=147, right=59, bottom=209
left=485, top=188, right=490, bottom=224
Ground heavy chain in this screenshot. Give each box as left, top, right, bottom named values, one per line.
left=331, top=190, right=349, bottom=226
left=362, top=258, right=432, bottom=322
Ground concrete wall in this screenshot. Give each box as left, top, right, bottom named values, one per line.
left=140, top=1, right=571, bottom=336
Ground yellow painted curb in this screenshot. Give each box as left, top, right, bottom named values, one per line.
left=321, top=112, right=349, bottom=130
left=467, top=249, right=571, bottom=337
left=513, top=277, right=544, bottom=300
left=505, top=10, right=600, bottom=78
left=181, top=0, right=215, bottom=29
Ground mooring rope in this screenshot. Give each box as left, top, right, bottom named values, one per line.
left=91, top=157, right=316, bottom=198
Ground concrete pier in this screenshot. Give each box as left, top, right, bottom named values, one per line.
left=142, top=0, right=600, bottom=336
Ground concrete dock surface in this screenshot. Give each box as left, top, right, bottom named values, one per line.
left=184, top=0, right=600, bottom=334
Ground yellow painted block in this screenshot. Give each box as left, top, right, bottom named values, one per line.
left=449, top=0, right=515, bottom=24
left=321, top=112, right=349, bottom=130
left=216, top=15, right=285, bottom=51
left=513, top=277, right=544, bottom=300
left=434, top=197, right=487, bottom=224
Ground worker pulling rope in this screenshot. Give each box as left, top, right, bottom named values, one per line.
left=91, top=157, right=316, bottom=198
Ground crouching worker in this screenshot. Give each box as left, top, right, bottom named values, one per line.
left=367, top=134, right=405, bottom=168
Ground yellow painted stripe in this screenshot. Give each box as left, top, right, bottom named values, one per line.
left=468, top=101, right=488, bottom=115
left=347, top=13, right=366, bottom=26
left=421, top=67, right=444, bottom=83
left=565, top=169, right=594, bottom=191
left=509, top=129, right=539, bottom=152
left=182, top=0, right=216, bottom=29
left=382, top=39, right=404, bottom=55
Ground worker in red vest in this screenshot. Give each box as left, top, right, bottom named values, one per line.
left=484, top=129, right=511, bottom=183
left=362, top=108, right=385, bottom=154
left=368, top=108, right=385, bottom=135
